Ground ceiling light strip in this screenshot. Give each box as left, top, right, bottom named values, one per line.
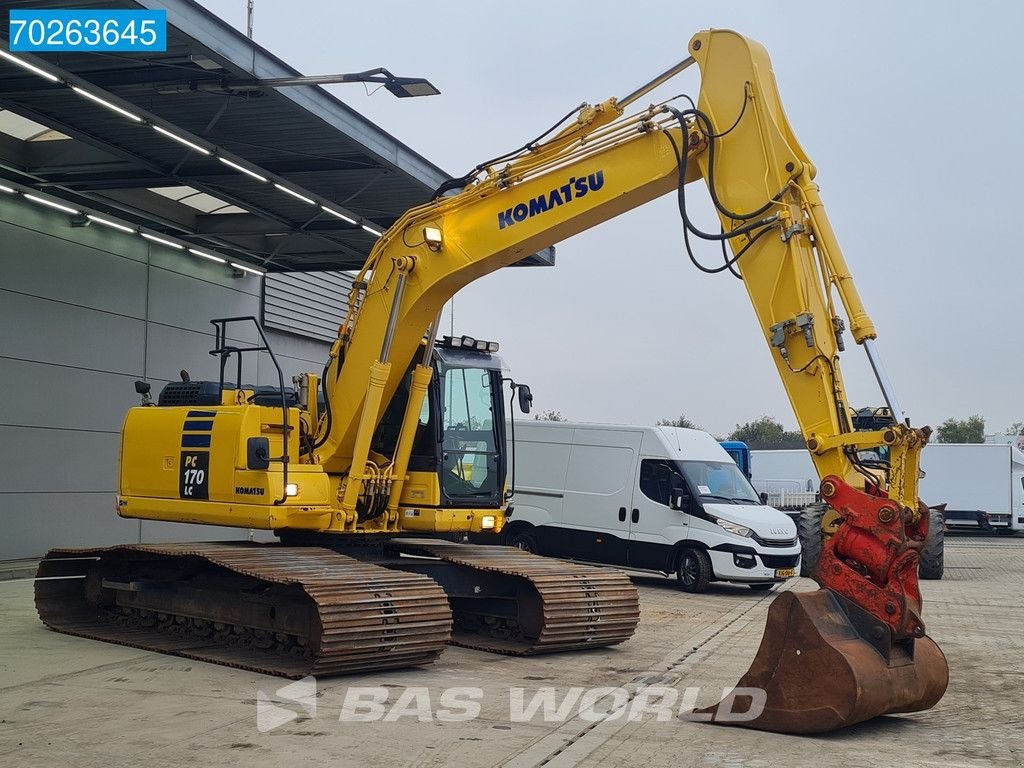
left=23, top=193, right=80, bottom=215
left=0, top=43, right=382, bottom=239
left=152, top=124, right=211, bottom=155
left=1, top=175, right=265, bottom=276
left=273, top=183, right=316, bottom=206
left=0, top=47, right=61, bottom=83
left=141, top=232, right=184, bottom=249
left=188, top=247, right=227, bottom=264
left=218, top=156, right=267, bottom=182
left=70, top=86, right=142, bottom=122
left=87, top=214, right=136, bottom=233
left=231, top=261, right=265, bottom=275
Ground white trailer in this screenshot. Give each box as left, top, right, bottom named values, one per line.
left=917, top=444, right=1024, bottom=532
left=749, top=449, right=818, bottom=514
left=752, top=444, right=1024, bottom=533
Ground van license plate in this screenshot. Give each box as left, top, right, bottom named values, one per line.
left=775, top=568, right=797, bottom=578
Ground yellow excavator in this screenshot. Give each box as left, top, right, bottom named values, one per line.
left=36, top=29, right=947, bottom=733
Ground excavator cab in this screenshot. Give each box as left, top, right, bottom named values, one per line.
left=373, top=335, right=512, bottom=518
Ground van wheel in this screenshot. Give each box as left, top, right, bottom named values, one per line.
left=919, top=508, right=944, bottom=580
left=748, top=583, right=775, bottom=592
left=676, top=548, right=712, bottom=593
left=507, top=529, right=539, bottom=555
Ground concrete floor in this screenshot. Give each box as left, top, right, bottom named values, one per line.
left=1, top=535, right=1021, bottom=768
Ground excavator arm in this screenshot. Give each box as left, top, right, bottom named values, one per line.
left=313, top=28, right=947, bottom=731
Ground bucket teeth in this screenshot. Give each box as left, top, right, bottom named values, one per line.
left=696, top=589, right=948, bottom=733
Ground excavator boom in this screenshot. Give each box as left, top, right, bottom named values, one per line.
left=37, top=29, right=947, bottom=732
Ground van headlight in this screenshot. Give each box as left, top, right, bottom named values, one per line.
left=715, top=518, right=752, bottom=538
left=481, top=515, right=496, bottom=529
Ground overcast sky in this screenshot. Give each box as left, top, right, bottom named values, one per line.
left=200, top=0, right=1023, bottom=438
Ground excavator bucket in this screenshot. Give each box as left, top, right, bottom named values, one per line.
left=695, top=589, right=948, bottom=734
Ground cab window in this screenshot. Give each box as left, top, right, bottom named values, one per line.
left=639, top=459, right=687, bottom=506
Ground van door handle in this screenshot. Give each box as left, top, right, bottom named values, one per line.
left=618, top=507, right=627, bottom=522
left=631, top=508, right=639, bottom=524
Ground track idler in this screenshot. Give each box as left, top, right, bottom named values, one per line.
left=699, top=475, right=948, bottom=733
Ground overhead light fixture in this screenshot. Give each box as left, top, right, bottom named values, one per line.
left=0, top=48, right=60, bottom=83
left=24, top=193, right=79, bottom=215
left=0, top=183, right=14, bottom=194
left=141, top=232, right=184, bottom=250
left=273, top=183, right=316, bottom=206
left=153, top=125, right=211, bottom=155
left=384, top=76, right=441, bottom=99
left=87, top=214, right=136, bottom=233
left=71, top=86, right=142, bottom=122
left=320, top=205, right=358, bottom=225
left=361, top=223, right=383, bottom=237
left=188, top=247, right=227, bottom=264
left=218, top=156, right=267, bottom=182
left=217, top=67, right=440, bottom=99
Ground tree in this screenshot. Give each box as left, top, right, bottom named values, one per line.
left=534, top=410, right=566, bottom=422
left=728, top=416, right=804, bottom=449
left=936, top=415, right=985, bottom=443
left=1007, top=421, right=1024, bottom=436
left=656, top=414, right=701, bottom=429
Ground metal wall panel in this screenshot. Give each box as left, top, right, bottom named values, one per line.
left=263, top=270, right=352, bottom=342
left=0, top=197, right=330, bottom=559
left=4, top=492, right=140, bottom=559
left=0, top=358, right=137, bottom=433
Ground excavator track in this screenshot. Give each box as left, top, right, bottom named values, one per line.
left=34, top=543, right=452, bottom=679
left=384, top=539, right=640, bottom=655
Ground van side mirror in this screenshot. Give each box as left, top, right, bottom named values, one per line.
left=759, top=491, right=769, bottom=505
left=670, top=490, right=688, bottom=511
left=517, top=384, right=533, bottom=415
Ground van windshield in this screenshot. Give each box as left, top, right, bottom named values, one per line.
left=680, top=460, right=761, bottom=504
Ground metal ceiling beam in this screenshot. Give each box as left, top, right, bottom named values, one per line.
left=194, top=212, right=357, bottom=236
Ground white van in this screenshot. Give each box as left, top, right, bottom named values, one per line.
left=503, top=422, right=801, bottom=592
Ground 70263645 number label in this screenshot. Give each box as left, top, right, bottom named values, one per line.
left=8, top=10, right=167, bottom=53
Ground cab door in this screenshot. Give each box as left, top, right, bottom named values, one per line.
left=627, top=452, right=691, bottom=572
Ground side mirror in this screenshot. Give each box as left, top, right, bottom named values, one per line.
left=670, top=490, right=688, bottom=511
left=517, top=384, right=533, bottom=415
left=759, top=491, right=769, bottom=505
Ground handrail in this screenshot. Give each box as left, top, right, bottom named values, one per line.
left=209, top=316, right=291, bottom=505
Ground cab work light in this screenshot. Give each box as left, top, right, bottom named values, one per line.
left=441, top=335, right=499, bottom=353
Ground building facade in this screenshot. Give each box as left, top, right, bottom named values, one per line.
left=0, top=194, right=333, bottom=558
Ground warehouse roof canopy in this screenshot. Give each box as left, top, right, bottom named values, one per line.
left=0, top=0, right=554, bottom=271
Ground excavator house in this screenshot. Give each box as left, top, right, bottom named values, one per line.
left=36, top=29, right=948, bottom=733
